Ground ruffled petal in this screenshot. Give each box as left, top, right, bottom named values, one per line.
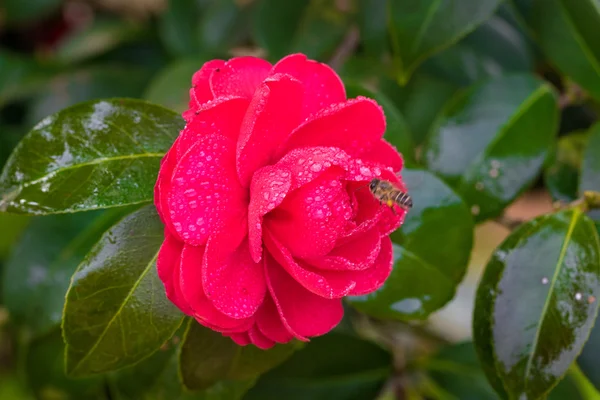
left=155, top=143, right=180, bottom=237
left=256, top=294, right=294, bottom=343
left=168, top=133, right=247, bottom=246
left=228, top=332, right=251, bottom=346
left=271, top=53, right=346, bottom=119
left=236, top=73, right=303, bottom=187
left=360, top=139, right=404, bottom=172
left=248, top=325, right=276, bottom=349
left=210, top=56, right=272, bottom=99
left=264, top=230, right=355, bottom=298
left=203, top=231, right=266, bottom=319
left=170, top=247, right=194, bottom=315
left=308, top=227, right=381, bottom=271
left=248, top=165, right=292, bottom=263
left=264, top=167, right=352, bottom=259
left=348, top=236, right=393, bottom=295
left=184, top=60, right=226, bottom=121
left=279, top=97, right=385, bottom=162
left=180, top=244, right=254, bottom=331
left=265, top=253, right=343, bottom=339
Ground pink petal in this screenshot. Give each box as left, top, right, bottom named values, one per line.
left=228, top=332, right=251, bottom=346
left=156, top=231, right=182, bottom=283
left=180, top=244, right=254, bottom=331
left=265, top=253, right=344, bottom=339
left=168, top=133, right=247, bottom=246
left=177, top=96, right=250, bottom=160
left=236, top=73, right=303, bottom=187
left=279, top=97, right=385, bottom=162
left=308, top=228, right=381, bottom=271
left=203, top=232, right=267, bottom=319
left=360, top=139, right=404, bottom=172
left=264, top=230, right=356, bottom=299
left=210, top=56, right=272, bottom=99
left=170, top=247, right=194, bottom=316
left=348, top=236, right=393, bottom=296
left=256, top=294, right=294, bottom=344
left=155, top=143, right=180, bottom=238
left=248, top=165, right=292, bottom=263
left=271, top=53, right=346, bottom=119
left=249, top=325, right=276, bottom=350
left=184, top=60, right=226, bottom=122
left=264, top=167, right=352, bottom=259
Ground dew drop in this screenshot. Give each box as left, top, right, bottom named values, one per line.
left=471, top=205, right=480, bottom=215
left=575, top=292, right=583, bottom=301
left=188, top=224, right=197, bottom=232
left=311, top=163, right=323, bottom=172
left=541, top=277, right=549, bottom=285
left=489, top=168, right=499, bottom=178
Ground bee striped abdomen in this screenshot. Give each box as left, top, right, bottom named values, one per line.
left=394, top=191, right=413, bottom=209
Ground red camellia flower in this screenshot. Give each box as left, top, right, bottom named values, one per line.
left=154, top=53, right=408, bottom=349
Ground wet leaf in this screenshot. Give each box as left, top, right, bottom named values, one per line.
left=179, top=320, right=298, bottom=391
left=531, top=0, right=600, bottom=101
left=387, top=0, right=502, bottom=83
left=345, top=83, right=415, bottom=165
left=3, top=207, right=136, bottom=337
left=423, top=74, right=558, bottom=222
left=348, top=169, right=473, bottom=320
left=63, top=205, right=183, bottom=377
left=0, top=98, right=183, bottom=215
left=544, top=132, right=588, bottom=203
left=473, top=209, right=600, bottom=399
left=244, top=333, right=391, bottom=400
left=580, top=123, right=600, bottom=194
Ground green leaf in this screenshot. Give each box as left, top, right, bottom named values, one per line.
left=2, top=0, right=62, bottom=24
left=253, top=0, right=348, bottom=61
left=345, top=83, right=415, bottom=165
left=144, top=59, right=205, bottom=114
left=578, top=303, right=600, bottom=393
left=357, top=0, right=388, bottom=57
left=3, top=207, right=136, bottom=337
left=544, top=132, right=588, bottom=203
left=179, top=320, right=298, bottom=391
left=0, top=51, right=55, bottom=108
left=0, top=213, right=29, bottom=261
left=55, top=18, right=147, bottom=64
left=423, top=74, right=558, bottom=222
left=580, top=123, right=600, bottom=194
left=197, top=0, right=248, bottom=54
left=158, top=0, right=202, bottom=57
left=0, top=373, right=34, bottom=399
left=26, top=66, right=153, bottom=126
left=348, top=168, right=473, bottom=320
left=244, top=332, right=391, bottom=400
left=0, top=98, right=183, bottom=215
left=387, top=0, right=502, bottom=83
left=531, top=0, right=600, bottom=101
left=63, top=205, right=183, bottom=377
left=26, top=329, right=105, bottom=399
left=473, top=208, right=600, bottom=399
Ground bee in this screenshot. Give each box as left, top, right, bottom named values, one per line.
left=368, top=178, right=413, bottom=213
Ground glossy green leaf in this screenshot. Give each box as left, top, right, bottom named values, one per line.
left=424, top=74, right=558, bottom=222
left=26, top=329, right=105, bottom=400
left=578, top=301, right=600, bottom=393
left=253, top=0, right=347, bottom=61
left=387, top=0, right=502, bottom=83
left=345, top=83, right=415, bottom=165
left=144, top=59, right=205, bottom=114
left=158, top=0, right=202, bottom=57
left=179, top=320, right=298, bottom=391
left=56, top=18, right=146, bottom=64
left=0, top=98, right=183, bottom=215
left=531, top=0, right=600, bottom=101
left=63, top=205, right=184, bottom=377
left=348, top=168, right=473, bottom=320
left=2, top=0, right=62, bottom=24
left=26, top=66, right=153, bottom=127
left=544, top=132, right=588, bottom=203
left=580, top=123, right=600, bottom=194
left=473, top=209, right=600, bottom=399
left=244, top=332, right=391, bottom=400
left=3, top=207, right=135, bottom=337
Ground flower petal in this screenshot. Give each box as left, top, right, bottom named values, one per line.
left=265, top=253, right=343, bottom=339
left=271, top=53, right=346, bottom=119
left=236, top=73, right=303, bottom=187
left=256, top=294, right=294, bottom=344
left=210, top=56, right=272, bottom=99
left=203, top=232, right=267, bottom=319
left=348, top=236, right=393, bottom=295
left=155, top=145, right=179, bottom=235
left=264, top=230, right=355, bottom=298
left=170, top=246, right=194, bottom=315
left=157, top=231, right=182, bottom=283
left=248, top=325, right=276, bottom=350
left=360, top=139, right=404, bottom=172
left=180, top=244, right=254, bottom=332
left=280, top=97, right=385, bottom=161
left=264, top=167, right=352, bottom=259
left=168, top=133, right=247, bottom=246
left=248, top=165, right=292, bottom=263
left=184, top=60, right=226, bottom=122
left=308, top=228, right=381, bottom=271
left=228, top=332, right=251, bottom=346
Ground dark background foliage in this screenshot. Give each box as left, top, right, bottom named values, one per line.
left=1, top=0, right=600, bottom=399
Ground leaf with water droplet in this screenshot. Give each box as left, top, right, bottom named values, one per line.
left=473, top=208, right=600, bottom=399
left=348, top=168, right=474, bottom=320
left=0, top=99, right=183, bottom=215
